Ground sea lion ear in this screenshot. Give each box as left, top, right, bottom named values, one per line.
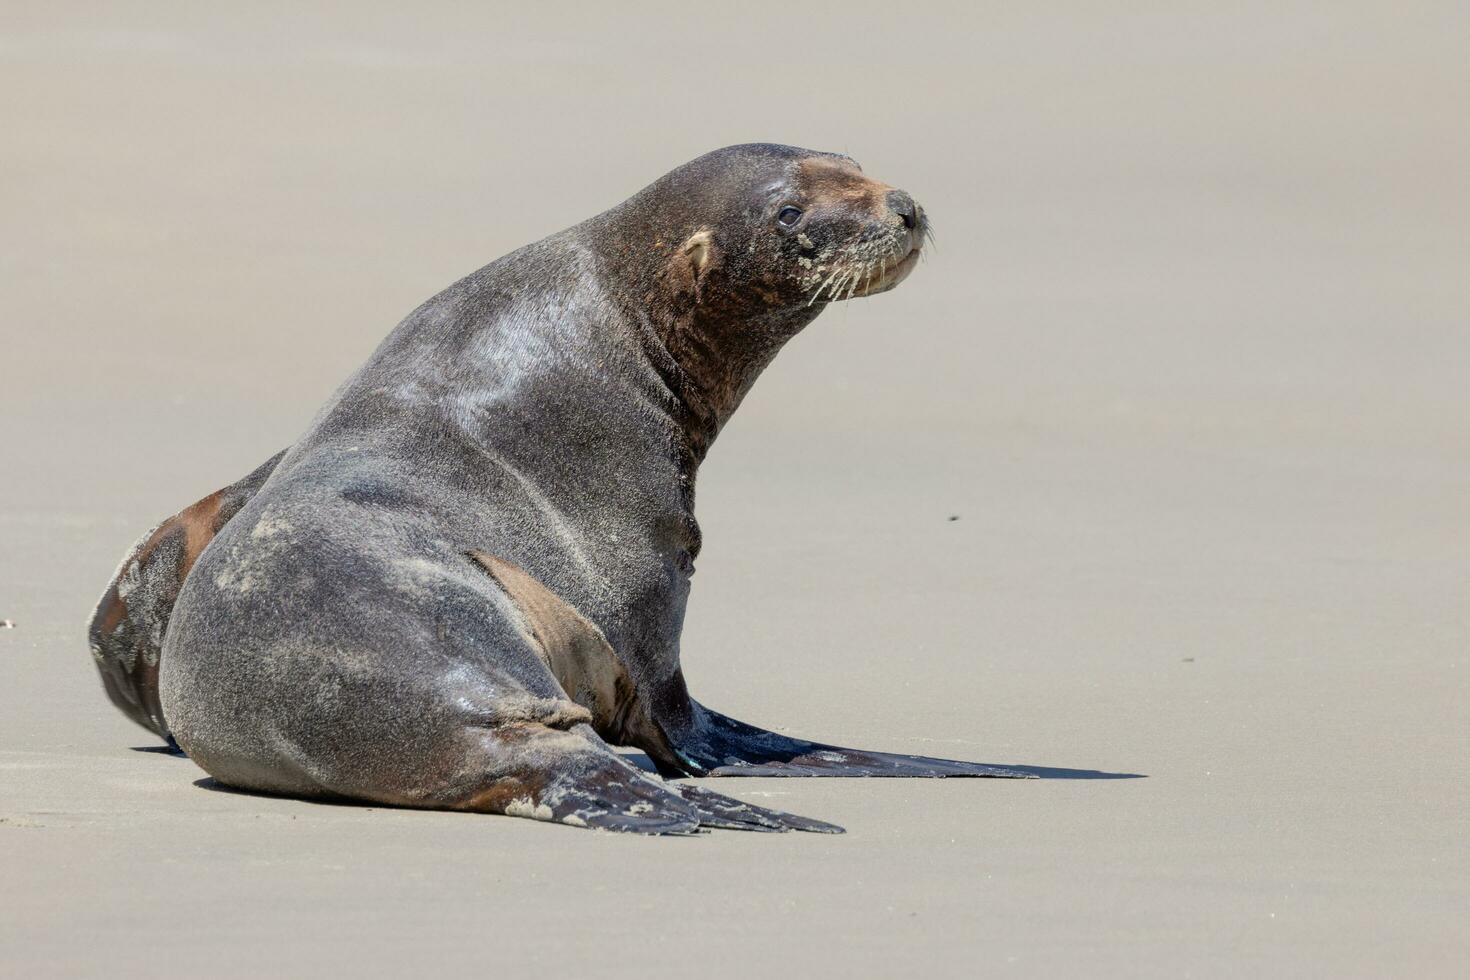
left=681, top=229, right=715, bottom=275
left=671, top=229, right=718, bottom=298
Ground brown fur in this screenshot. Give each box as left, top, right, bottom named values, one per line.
left=467, top=551, right=643, bottom=743
left=796, top=156, right=896, bottom=211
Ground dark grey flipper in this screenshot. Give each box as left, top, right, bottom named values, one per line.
left=457, top=727, right=844, bottom=835
left=671, top=702, right=1037, bottom=779
left=541, top=771, right=842, bottom=835
left=670, top=783, right=843, bottom=833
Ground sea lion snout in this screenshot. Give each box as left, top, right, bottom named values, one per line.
left=886, top=189, right=919, bottom=231
left=879, top=188, right=927, bottom=264
left=781, top=154, right=928, bottom=304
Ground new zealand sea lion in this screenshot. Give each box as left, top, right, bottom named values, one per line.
left=89, top=144, right=1030, bottom=834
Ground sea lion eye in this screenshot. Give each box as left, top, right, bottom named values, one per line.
left=776, top=206, right=803, bottom=227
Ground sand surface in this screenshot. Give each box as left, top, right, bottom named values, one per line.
left=2, top=4, right=1466, bottom=977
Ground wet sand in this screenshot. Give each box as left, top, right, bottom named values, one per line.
left=2, top=4, right=1466, bottom=977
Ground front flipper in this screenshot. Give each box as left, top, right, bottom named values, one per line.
left=671, top=702, right=1037, bottom=779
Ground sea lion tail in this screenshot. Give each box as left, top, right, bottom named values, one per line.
left=87, top=450, right=286, bottom=742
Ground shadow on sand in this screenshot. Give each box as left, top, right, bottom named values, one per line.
left=192, top=777, right=384, bottom=810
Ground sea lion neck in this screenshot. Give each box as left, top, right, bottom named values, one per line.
left=581, top=206, right=823, bottom=465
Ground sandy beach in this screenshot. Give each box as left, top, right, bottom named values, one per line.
left=2, top=4, right=1466, bottom=976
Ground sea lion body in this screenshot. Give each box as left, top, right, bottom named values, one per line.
left=165, top=231, right=698, bottom=804
left=91, top=144, right=1028, bottom=834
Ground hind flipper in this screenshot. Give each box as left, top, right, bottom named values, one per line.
left=88, top=450, right=286, bottom=739
left=670, top=702, right=1036, bottom=779
left=446, top=724, right=840, bottom=835
left=466, top=734, right=702, bottom=835
left=455, top=553, right=842, bottom=832
left=468, top=552, right=1021, bottom=783
left=670, top=783, right=843, bottom=833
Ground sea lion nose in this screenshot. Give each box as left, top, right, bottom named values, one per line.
left=886, top=190, right=918, bottom=230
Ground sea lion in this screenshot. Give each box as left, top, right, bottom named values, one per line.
left=88, top=143, right=1030, bottom=835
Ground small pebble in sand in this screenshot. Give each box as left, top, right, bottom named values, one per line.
left=947, top=515, right=960, bottom=522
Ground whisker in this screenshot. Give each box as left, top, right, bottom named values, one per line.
left=830, top=270, right=853, bottom=302
left=820, top=271, right=843, bottom=304
left=808, top=266, right=844, bottom=307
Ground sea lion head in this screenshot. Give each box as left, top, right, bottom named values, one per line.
left=608, top=144, right=928, bottom=314
left=746, top=146, right=929, bottom=308
left=592, top=144, right=930, bottom=446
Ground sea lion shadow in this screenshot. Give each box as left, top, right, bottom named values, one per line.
left=138, top=750, right=429, bottom=810
left=191, top=777, right=386, bottom=811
